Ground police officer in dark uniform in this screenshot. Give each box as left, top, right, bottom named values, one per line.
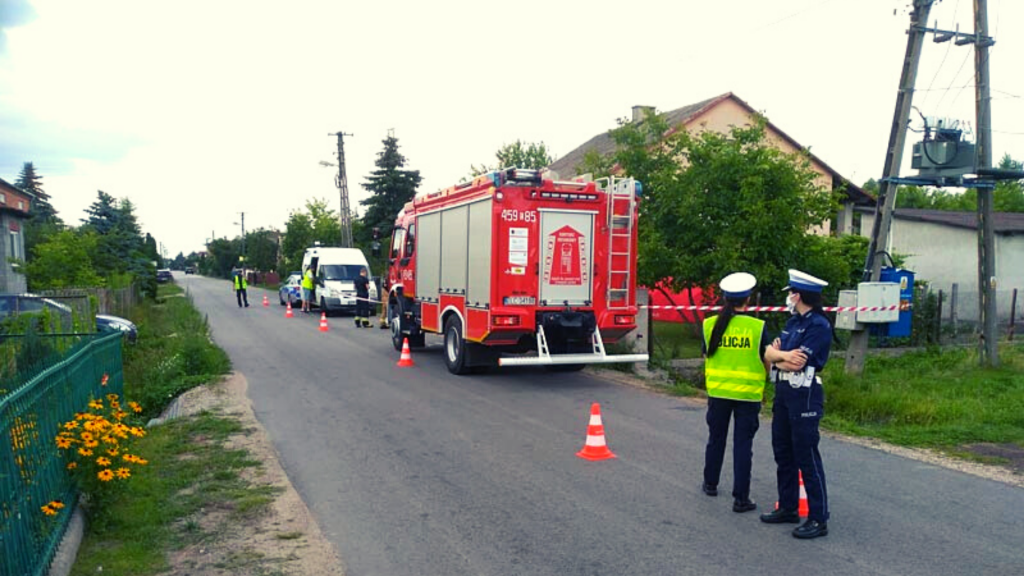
left=700, top=272, right=769, bottom=513
left=354, top=267, right=371, bottom=328
left=761, top=269, right=832, bottom=539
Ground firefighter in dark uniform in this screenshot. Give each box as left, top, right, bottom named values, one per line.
left=700, top=272, right=769, bottom=513
left=353, top=267, right=371, bottom=328
left=761, top=269, right=832, bottom=539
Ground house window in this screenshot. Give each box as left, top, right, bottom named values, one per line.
left=0, top=194, right=6, bottom=205
left=8, top=229, right=20, bottom=260
left=18, top=200, right=25, bottom=210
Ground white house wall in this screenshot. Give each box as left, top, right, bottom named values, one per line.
left=859, top=212, right=1023, bottom=322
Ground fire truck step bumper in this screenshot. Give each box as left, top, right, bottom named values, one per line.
left=498, top=353, right=649, bottom=367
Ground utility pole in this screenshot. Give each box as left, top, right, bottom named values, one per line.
left=239, top=212, right=246, bottom=261
left=330, top=132, right=355, bottom=248
left=845, top=0, right=936, bottom=375
left=974, top=0, right=999, bottom=366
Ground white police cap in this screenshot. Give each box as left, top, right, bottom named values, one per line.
left=783, top=269, right=828, bottom=293
left=720, top=272, right=756, bottom=298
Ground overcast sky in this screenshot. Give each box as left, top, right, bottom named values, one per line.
left=1, top=0, right=1021, bottom=258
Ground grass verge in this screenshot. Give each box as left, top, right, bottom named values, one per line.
left=820, top=343, right=1024, bottom=452
left=69, top=412, right=281, bottom=575
left=67, top=283, right=277, bottom=574
left=123, top=283, right=231, bottom=419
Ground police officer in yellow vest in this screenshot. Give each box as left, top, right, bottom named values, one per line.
left=233, top=269, right=250, bottom=308
left=701, top=272, right=769, bottom=513
left=301, top=267, right=315, bottom=314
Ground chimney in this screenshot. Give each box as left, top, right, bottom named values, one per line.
left=632, top=105, right=655, bottom=123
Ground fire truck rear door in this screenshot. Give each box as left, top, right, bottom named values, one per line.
left=538, top=209, right=595, bottom=307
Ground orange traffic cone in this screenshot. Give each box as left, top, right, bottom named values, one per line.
left=576, top=403, right=616, bottom=461
left=396, top=338, right=415, bottom=367
left=774, top=471, right=810, bottom=518
left=798, top=472, right=810, bottom=518
left=262, top=294, right=269, bottom=307
left=285, top=301, right=293, bottom=318
left=319, top=312, right=329, bottom=332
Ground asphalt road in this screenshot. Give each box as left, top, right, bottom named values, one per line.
left=182, top=273, right=1023, bottom=576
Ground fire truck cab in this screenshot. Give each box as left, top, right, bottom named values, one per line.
left=386, top=168, right=648, bottom=374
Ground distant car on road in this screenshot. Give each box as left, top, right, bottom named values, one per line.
left=279, top=272, right=303, bottom=307
left=184, top=266, right=196, bottom=275
left=157, top=269, right=174, bottom=283
left=96, top=314, right=138, bottom=344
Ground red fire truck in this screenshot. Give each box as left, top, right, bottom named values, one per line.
left=385, top=168, right=649, bottom=374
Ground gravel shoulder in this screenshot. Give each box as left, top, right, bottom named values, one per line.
left=165, top=372, right=346, bottom=576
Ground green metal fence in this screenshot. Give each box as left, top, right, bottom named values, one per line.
left=0, top=332, right=124, bottom=576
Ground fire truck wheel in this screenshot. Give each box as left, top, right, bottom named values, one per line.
left=390, top=301, right=404, bottom=351
left=443, top=316, right=469, bottom=375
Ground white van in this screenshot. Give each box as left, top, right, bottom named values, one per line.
left=301, top=246, right=377, bottom=316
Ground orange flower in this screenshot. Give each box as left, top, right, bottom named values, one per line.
left=88, top=400, right=103, bottom=410
left=115, top=467, right=131, bottom=479
left=84, top=440, right=99, bottom=448
left=80, top=432, right=94, bottom=442
left=106, top=393, right=118, bottom=402
left=77, top=448, right=93, bottom=457
left=135, top=458, right=148, bottom=466
left=128, top=401, right=143, bottom=413
left=50, top=500, right=65, bottom=509
left=67, top=462, right=78, bottom=470
left=41, top=505, right=57, bottom=516
left=97, top=469, right=114, bottom=482
left=113, top=410, right=128, bottom=420
left=63, top=421, right=79, bottom=430
left=96, top=457, right=111, bottom=467
left=56, top=437, right=73, bottom=449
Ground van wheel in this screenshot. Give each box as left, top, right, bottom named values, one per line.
left=444, top=316, right=469, bottom=375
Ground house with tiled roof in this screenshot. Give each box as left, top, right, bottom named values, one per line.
left=548, top=92, right=876, bottom=236
left=0, top=177, right=34, bottom=293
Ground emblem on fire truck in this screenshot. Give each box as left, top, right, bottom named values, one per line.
left=543, top=225, right=588, bottom=286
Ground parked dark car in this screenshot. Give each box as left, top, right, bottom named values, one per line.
left=156, top=269, right=174, bottom=283
left=96, top=314, right=138, bottom=344
left=279, top=272, right=303, bottom=307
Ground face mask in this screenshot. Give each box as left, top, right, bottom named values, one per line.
left=786, top=294, right=798, bottom=315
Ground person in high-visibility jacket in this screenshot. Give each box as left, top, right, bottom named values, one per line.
left=301, top=267, right=315, bottom=314
left=233, top=269, right=250, bottom=308
left=701, top=272, right=768, bottom=513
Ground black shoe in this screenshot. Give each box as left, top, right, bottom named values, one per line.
left=760, top=508, right=800, bottom=524
left=793, top=520, right=828, bottom=539
left=701, top=482, right=718, bottom=497
left=733, top=499, right=757, bottom=513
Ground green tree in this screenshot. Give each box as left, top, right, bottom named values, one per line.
left=595, top=111, right=840, bottom=295
left=357, top=135, right=422, bottom=247
left=470, top=140, right=555, bottom=176
left=280, top=199, right=341, bottom=273
left=994, top=154, right=1024, bottom=212
left=81, top=191, right=156, bottom=295
left=243, top=228, right=279, bottom=273
left=16, top=162, right=64, bottom=257
left=23, top=229, right=105, bottom=290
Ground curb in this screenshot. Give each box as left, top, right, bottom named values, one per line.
left=47, top=505, right=85, bottom=576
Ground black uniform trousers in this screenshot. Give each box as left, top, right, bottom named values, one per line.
left=771, top=380, right=829, bottom=522
left=235, top=289, right=248, bottom=308
left=355, top=296, right=370, bottom=320
left=703, top=397, right=760, bottom=501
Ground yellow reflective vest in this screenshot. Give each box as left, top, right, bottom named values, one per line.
left=233, top=274, right=247, bottom=290
left=702, top=314, right=767, bottom=402
left=302, top=270, right=314, bottom=290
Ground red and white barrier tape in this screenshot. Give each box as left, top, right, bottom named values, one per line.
left=639, top=304, right=910, bottom=313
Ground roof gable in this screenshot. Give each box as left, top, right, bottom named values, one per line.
left=548, top=92, right=874, bottom=205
